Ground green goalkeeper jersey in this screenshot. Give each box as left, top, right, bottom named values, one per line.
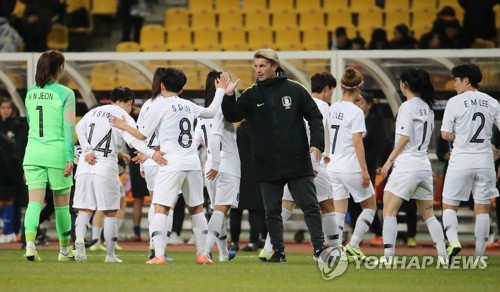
left=23, top=82, right=75, bottom=169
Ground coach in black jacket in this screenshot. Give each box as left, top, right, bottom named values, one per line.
left=222, top=48, right=326, bottom=262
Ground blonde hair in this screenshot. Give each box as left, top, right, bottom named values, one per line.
left=254, top=48, right=280, bottom=68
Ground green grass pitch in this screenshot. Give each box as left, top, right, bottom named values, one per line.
left=0, top=250, right=498, bottom=292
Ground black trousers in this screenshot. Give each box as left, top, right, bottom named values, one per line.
left=260, top=176, right=324, bottom=251
left=230, top=208, right=267, bottom=244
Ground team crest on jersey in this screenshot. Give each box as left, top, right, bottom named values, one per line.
left=282, top=96, right=292, bottom=109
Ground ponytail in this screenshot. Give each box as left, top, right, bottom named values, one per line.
left=400, top=68, right=435, bottom=109
left=35, top=50, right=65, bottom=88
left=204, top=70, right=221, bottom=107
left=151, top=67, right=166, bottom=99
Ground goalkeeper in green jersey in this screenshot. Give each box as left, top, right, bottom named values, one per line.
left=22, top=50, right=76, bottom=262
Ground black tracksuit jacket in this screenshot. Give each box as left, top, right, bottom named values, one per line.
left=222, top=71, right=324, bottom=182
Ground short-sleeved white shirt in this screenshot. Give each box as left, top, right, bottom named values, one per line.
left=199, top=108, right=241, bottom=177
left=327, top=101, right=366, bottom=173
left=75, top=104, right=141, bottom=179
left=441, top=90, right=500, bottom=170
left=139, top=88, right=225, bottom=172
left=137, top=97, right=160, bottom=167
left=392, top=97, right=434, bottom=173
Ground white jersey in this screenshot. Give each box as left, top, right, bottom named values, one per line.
left=199, top=108, right=241, bottom=177
left=327, top=101, right=366, bottom=173
left=75, top=104, right=152, bottom=179
left=137, top=97, right=161, bottom=167
left=441, top=90, right=500, bottom=170
left=307, top=97, right=329, bottom=172
left=140, top=88, right=225, bottom=172
left=392, top=97, right=434, bottom=173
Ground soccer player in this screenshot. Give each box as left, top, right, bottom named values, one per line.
left=113, top=68, right=233, bottom=265
left=136, top=67, right=175, bottom=261
left=441, top=63, right=500, bottom=262
left=326, top=67, right=376, bottom=263
left=73, top=87, right=164, bottom=263
left=198, top=71, right=239, bottom=262
left=380, top=68, right=446, bottom=264
left=259, top=72, right=338, bottom=261
left=22, top=50, right=75, bottom=262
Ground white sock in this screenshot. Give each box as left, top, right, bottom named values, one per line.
left=205, top=210, right=225, bottom=254
left=75, top=212, right=92, bottom=242
left=148, top=204, right=155, bottom=241
left=217, top=220, right=229, bottom=258
left=191, top=212, right=208, bottom=255
left=350, top=209, right=375, bottom=248
left=321, top=211, right=338, bottom=247
left=151, top=213, right=168, bottom=258
left=475, top=214, right=490, bottom=257
left=104, top=217, right=118, bottom=256
left=264, top=208, right=292, bottom=252
left=333, top=212, right=345, bottom=247
left=383, top=216, right=397, bottom=259
left=166, top=211, right=174, bottom=240
left=92, top=225, right=103, bottom=244
left=117, top=218, right=124, bottom=232
left=443, top=209, right=459, bottom=244
left=425, top=216, right=446, bottom=257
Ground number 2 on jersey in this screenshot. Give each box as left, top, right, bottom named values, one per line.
left=330, top=125, right=340, bottom=154
left=469, top=112, right=485, bottom=143
left=88, top=123, right=113, bottom=157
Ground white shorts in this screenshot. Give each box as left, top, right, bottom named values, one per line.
left=73, top=174, right=121, bottom=211
left=144, top=165, right=158, bottom=192
left=442, top=168, right=499, bottom=205
left=385, top=170, right=434, bottom=201
left=153, top=170, right=204, bottom=207
left=205, top=172, right=240, bottom=209
left=283, top=171, right=333, bottom=203
left=329, top=171, right=374, bottom=203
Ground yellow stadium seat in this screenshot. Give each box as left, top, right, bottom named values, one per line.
left=299, top=11, right=326, bottom=29
left=275, top=28, right=301, bottom=51
left=220, top=28, right=248, bottom=51
left=412, top=11, right=437, bottom=28
left=272, top=10, right=298, bottom=30
left=357, top=8, right=383, bottom=30
left=90, top=63, right=117, bottom=91
left=245, top=11, right=271, bottom=30
left=412, top=25, right=432, bottom=39
left=268, top=0, right=294, bottom=13
left=295, top=0, right=321, bottom=13
left=47, top=24, right=69, bottom=51
left=188, top=0, right=213, bottom=13
left=218, top=10, right=244, bottom=30
left=350, top=0, right=376, bottom=12
left=191, top=10, right=217, bottom=30
left=165, top=8, right=189, bottom=31
left=385, top=10, right=411, bottom=29
left=471, top=38, right=496, bottom=48
left=384, top=0, right=409, bottom=11
left=92, top=0, right=117, bottom=15
left=357, top=27, right=374, bottom=42
left=193, top=28, right=221, bottom=51
left=326, top=11, right=353, bottom=28
left=215, top=0, right=240, bottom=13
left=67, top=0, right=91, bottom=12
left=496, top=5, right=500, bottom=29
left=116, top=64, right=149, bottom=90
left=323, top=0, right=349, bottom=12
left=247, top=27, right=274, bottom=50
left=139, top=25, right=165, bottom=51
left=411, top=0, right=437, bottom=12
left=242, top=0, right=268, bottom=13
left=116, top=41, right=141, bottom=52
left=165, top=27, right=193, bottom=51
left=302, top=27, right=329, bottom=50
left=12, top=0, right=25, bottom=19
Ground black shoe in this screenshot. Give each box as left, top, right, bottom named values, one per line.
left=229, top=242, right=239, bottom=252
left=314, top=245, right=334, bottom=263
left=85, top=238, right=98, bottom=248
left=242, top=243, right=259, bottom=252
left=257, top=239, right=265, bottom=249
left=267, top=249, right=286, bottom=263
